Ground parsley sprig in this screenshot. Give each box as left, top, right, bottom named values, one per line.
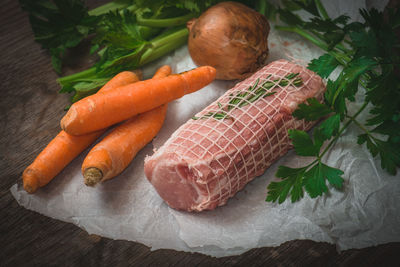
left=263, top=0, right=400, bottom=203
left=192, top=73, right=303, bottom=120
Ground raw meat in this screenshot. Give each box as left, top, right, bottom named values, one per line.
left=144, top=59, right=325, bottom=212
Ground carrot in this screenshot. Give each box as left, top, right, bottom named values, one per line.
left=23, top=71, right=141, bottom=193
left=100, top=71, right=142, bottom=92
left=61, top=66, right=216, bottom=135
left=82, top=65, right=171, bottom=186
left=22, top=130, right=104, bottom=193
left=151, top=65, right=172, bottom=79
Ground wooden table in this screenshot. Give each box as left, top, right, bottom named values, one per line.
left=1, top=0, right=399, bottom=266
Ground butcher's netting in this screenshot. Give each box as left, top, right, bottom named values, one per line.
left=159, top=60, right=324, bottom=207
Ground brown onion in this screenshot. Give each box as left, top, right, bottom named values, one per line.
left=187, top=1, right=270, bottom=80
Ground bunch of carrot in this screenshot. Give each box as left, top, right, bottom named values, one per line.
left=23, top=65, right=216, bottom=193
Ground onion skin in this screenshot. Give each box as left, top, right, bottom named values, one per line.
left=187, top=2, right=270, bottom=80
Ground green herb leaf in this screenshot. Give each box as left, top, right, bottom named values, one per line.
left=93, top=9, right=148, bottom=51
left=291, top=0, right=319, bottom=17
left=19, top=0, right=100, bottom=74
left=358, top=134, right=400, bottom=175
left=366, top=71, right=400, bottom=133
left=288, top=129, right=321, bottom=157
left=278, top=9, right=304, bottom=26
left=342, top=57, right=376, bottom=83
left=293, top=97, right=332, bottom=121
left=304, top=15, right=349, bottom=49
left=349, top=29, right=378, bottom=58
left=357, top=134, right=379, bottom=156
left=371, top=120, right=400, bottom=139
left=317, top=113, right=341, bottom=140
left=308, top=53, right=340, bottom=78
left=266, top=166, right=306, bottom=203
left=304, top=162, right=344, bottom=198
left=377, top=140, right=400, bottom=175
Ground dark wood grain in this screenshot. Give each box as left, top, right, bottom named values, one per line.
left=1, top=0, right=399, bottom=266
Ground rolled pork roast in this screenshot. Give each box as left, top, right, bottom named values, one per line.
left=144, top=59, right=325, bottom=212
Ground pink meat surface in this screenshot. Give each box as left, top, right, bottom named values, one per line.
left=144, top=59, right=325, bottom=212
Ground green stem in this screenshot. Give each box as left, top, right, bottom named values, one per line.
left=138, top=26, right=162, bottom=41
left=137, top=13, right=196, bottom=27
left=256, top=0, right=267, bottom=16
left=319, top=102, right=369, bottom=159
left=349, top=116, right=381, bottom=143
left=331, top=62, right=377, bottom=108
left=58, top=28, right=188, bottom=89
left=302, top=103, right=368, bottom=169
left=276, top=26, right=327, bottom=50
left=304, top=159, right=320, bottom=170
left=314, top=0, right=330, bottom=20
left=275, top=26, right=351, bottom=64
left=88, top=2, right=132, bottom=16
left=57, top=67, right=97, bottom=86
left=150, top=27, right=188, bottom=49
left=331, top=83, right=346, bottom=108
left=351, top=117, right=370, bottom=133
left=305, top=119, right=353, bottom=168
left=140, top=29, right=188, bottom=65
left=309, top=29, right=349, bottom=54
left=344, top=39, right=353, bottom=46
left=318, top=120, right=352, bottom=160
left=331, top=51, right=350, bottom=65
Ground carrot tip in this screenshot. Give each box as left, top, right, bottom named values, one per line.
left=84, top=167, right=103, bottom=186
left=23, top=179, right=38, bottom=194
left=23, top=185, right=35, bottom=194
left=22, top=169, right=39, bottom=194
left=61, top=106, right=77, bottom=134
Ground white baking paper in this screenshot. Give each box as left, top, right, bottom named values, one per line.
left=11, top=0, right=400, bottom=257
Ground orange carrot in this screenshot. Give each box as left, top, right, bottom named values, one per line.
left=61, top=66, right=216, bottom=135
left=99, top=71, right=142, bottom=92
left=23, top=130, right=104, bottom=193
left=23, top=71, right=141, bottom=193
left=82, top=65, right=171, bottom=186
left=151, top=65, right=172, bottom=79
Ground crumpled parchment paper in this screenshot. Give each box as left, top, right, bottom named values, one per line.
left=11, top=0, right=400, bottom=257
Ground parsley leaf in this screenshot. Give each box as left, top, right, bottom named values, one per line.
left=266, top=162, right=344, bottom=203
left=342, top=57, right=376, bottom=84
left=266, top=166, right=306, bottom=203
left=308, top=53, right=340, bottom=78
left=357, top=134, right=379, bottom=156
left=304, top=15, right=350, bottom=49
left=366, top=71, right=400, bottom=129
left=278, top=9, right=304, bottom=26
left=358, top=134, right=400, bottom=175
left=317, top=113, right=341, bottom=140
left=371, top=120, right=400, bottom=141
left=324, top=56, right=376, bottom=117
left=288, top=129, right=321, bottom=157
left=324, top=78, right=347, bottom=117
left=303, top=162, right=344, bottom=198
left=286, top=0, right=319, bottom=17
left=377, top=140, right=400, bottom=175
left=292, top=97, right=332, bottom=121
left=349, top=29, right=378, bottom=59
left=93, top=9, right=148, bottom=51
